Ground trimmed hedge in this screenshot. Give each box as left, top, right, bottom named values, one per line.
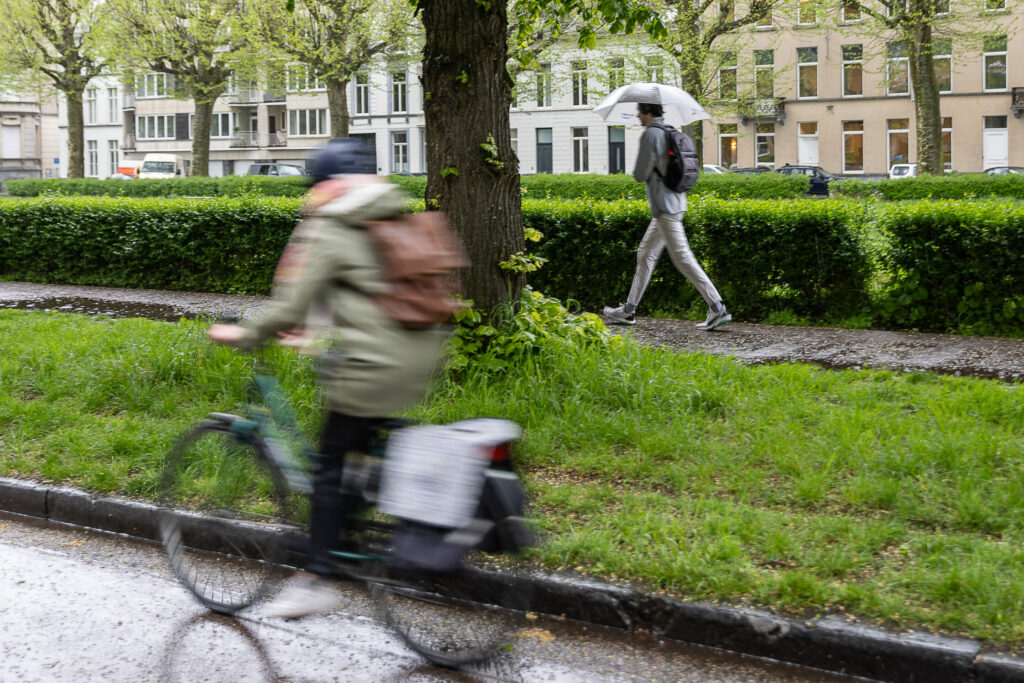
left=6, top=176, right=311, bottom=198
left=527, top=197, right=871, bottom=319
left=878, top=200, right=1024, bottom=333
left=0, top=195, right=301, bottom=293
left=832, top=174, right=1024, bottom=201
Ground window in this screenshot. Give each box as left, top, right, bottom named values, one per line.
left=941, top=117, right=952, bottom=171
left=719, top=52, right=737, bottom=101
left=608, top=58, right=625, bottom=92
left=986, top=0, right=1006, bottom=10
left=842, top=45, right=863, bottom=97
left=138, top=73, right=167, bottom=98
left=797, top=0, right=817, bottom=24
left=755, top=123, right=775, bottom=168
left=288, top=109, right=328, bottom=136
left=286, top=64, right=324, bottom=92
left=984, top=115, right=1008, bottom=129
left=571, top=62, right=588, bottom=106
left=210, top=112, right=236, bottom=138
left=984, top=35, right=1007, bottom=91
left=754, top=50, right=774, bottom=100
left=755, top=0, right=773, bottom=27
left=644, top=57, right=666, bottom=84
left=797, top=47, right=818, bottom=98
left=391, top=71, right=408, bottom=113
left=887, top=41, right=909, bottom=95
left=107, top=140, right=119, bottom=176
left=720, top=0, right=735, bottom=21
left=572, top=127, right=588, bottom=172
left=719, top=123, right=737, bottom=169
left=87, top=140, right=98, bottom=177
left=107, top=88, right=119, bottom=124
left=354, top=73, right=370, bottom=115
left=935, top=0, right=949, bottom=13
left=391, top=131, right=409, bottom=173
left=887, top=118, right=910, bottom=167
left=843, top=120, right=864, bottom=172
left=137, top=115, right=175, bottom=139
left=842, top=0, right=860, bottom=21
left=85, top=88, right=97, bottom=124
left=934, top=38, right=952, bottom=93
left=536, top=64, right=552, bottom=107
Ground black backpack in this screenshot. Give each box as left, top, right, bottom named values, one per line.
left=648, top=122, right=699, bottom=193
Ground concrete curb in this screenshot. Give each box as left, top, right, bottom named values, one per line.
left=3, top=475, right=1022, bottom=682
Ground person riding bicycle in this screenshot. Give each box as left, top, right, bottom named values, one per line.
left=208, top=138, right=450, bottom=619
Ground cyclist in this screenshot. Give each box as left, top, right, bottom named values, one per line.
left=208, top=139, right=450, bottom=619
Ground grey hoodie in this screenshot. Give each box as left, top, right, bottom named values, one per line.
left=632, top=117, right=687, bottom=216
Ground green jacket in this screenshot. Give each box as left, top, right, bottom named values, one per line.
left=238, top=182, right=449, bottom=417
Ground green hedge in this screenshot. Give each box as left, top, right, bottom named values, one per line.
left=832, top=174, right=1024, bottom=200
left=526, top=197, right=871, bottom=319
left=0, top=195, right=301, bottom=293
left=6, top=176, right=311, bottom=198
left=878, top=200, right=1024, bottom=333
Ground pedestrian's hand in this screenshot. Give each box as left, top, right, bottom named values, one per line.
left=208, top=324, right=246, bottom=345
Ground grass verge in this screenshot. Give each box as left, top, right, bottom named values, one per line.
left=2, top=309, right=1023, bottom=644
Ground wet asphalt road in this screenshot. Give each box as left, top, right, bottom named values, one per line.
left=0, top=514, right=866, bottom=683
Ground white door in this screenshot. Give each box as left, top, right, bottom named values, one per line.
left=797, top=122, right=819, bottom=166
left=1, top=125, right=21, bottom=159
left=983, top=130, right=1008, bottom=170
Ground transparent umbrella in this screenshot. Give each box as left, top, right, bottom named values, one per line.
left=592, top=82, right=711, bottom=126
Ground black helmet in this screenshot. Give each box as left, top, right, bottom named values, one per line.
left=309, top=137, right=377, bottom=182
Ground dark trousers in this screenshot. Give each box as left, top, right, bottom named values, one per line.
left=306, top=411, right=379, bottom=577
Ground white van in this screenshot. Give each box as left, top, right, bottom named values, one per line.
left=139, top=153, right=186, bottom=179
left=888, top=163, right=917, bottom=179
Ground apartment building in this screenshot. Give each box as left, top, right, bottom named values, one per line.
left=56, top=75, right=125, bottom=178
left=0, top=89, right=59, bottom=181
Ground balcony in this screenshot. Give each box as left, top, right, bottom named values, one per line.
left=1012, top=87, right=1024, bottom=118
left=230, top=88, right=260, bottom=105
left=267, top=132, right=287, bottom=147
left=123, top=93, right=136, bottom=110
left=123, top=134, right=136, bottom=150
left=739, top=97, right=786, bottom=125
left=230, top=131, right=259, bottom=148
left=263, top=89, right=286, bottom=103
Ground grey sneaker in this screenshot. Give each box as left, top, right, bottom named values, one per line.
left=696, top=308, right=732, bottom=331
left=602, top=304, right=636, bottom=326
left=261, top=575, right=343, bottom=620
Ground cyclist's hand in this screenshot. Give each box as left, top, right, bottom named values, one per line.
left=208, top=323, right=246, bottom=345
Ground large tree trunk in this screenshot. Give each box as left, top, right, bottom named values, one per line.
left=327, top=77, right=351, bottom=138
left=191, top=98, right=215, bottom=176
left=64, top=88, right=85, bottom=178
left=909, top=21, right=943, bottom=176
left=421, top=0, right=524, bottom=312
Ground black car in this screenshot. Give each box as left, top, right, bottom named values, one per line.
left=776, top=164, right=838, bottom=195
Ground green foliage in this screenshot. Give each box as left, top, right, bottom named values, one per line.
left=446, top=287, right=616, bottom=374
left=519, top=172, right=809, bottom=201
left=6, top=176, right=311, bottom=198
left=831, top=174, right=1024, bottom=201
left=877, top=200, right=1024, bottom=334
left=0, top=195, right=301, bottom=293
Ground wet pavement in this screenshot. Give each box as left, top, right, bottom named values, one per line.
left=0, top=513, right=865, bottom=682
left=1, top=280, right=1023, bottom=380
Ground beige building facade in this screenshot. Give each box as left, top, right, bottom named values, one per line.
left=0, top=89, right=60, bottom=182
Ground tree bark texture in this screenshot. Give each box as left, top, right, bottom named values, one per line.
left=908, top=21, right=943, bottom=175
left=421, top=0, right=524, bottom=312
left=65, top=89, right=85, bottom=178
left=191, top=99, right=215, bottom=177
left=327, top=78, right=351, bottom=138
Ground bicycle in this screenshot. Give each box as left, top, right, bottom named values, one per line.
left=155, top=355, right=535, bottom=668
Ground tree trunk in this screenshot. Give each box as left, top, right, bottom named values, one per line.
left=64, top=88, right=85, bottom=178
left=191, top=98, right=215, bottom=176
left=327, top=77, right=352, bottom=138
left=421, top=0, right=524, bottom=312
left=909, top=21, right=943, bottom=176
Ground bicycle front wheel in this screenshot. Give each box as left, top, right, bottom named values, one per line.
left=158, top=420, right=301, bottom=614
left=369, top=562, right=532, bottom=668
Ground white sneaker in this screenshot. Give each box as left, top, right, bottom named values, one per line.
left=261, top=575, right=343, bottom=619
left=696, top=308, right=732, bottom=331
left=602, top=304, right=636, bottom=326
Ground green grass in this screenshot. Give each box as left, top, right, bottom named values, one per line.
left=2, top=309, right=1024, bottom=644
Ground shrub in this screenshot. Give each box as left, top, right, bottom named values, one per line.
left=520, top=172, right=809, bottom=200
left=5, top=176, right=311, bottom=198
left=830, top=174, right=1024, bottom=201
left=877, top=200, right=1024, bottom=333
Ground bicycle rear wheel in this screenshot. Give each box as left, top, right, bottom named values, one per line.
left=369, top=560, right=533, bottom=668
left=158, top=420, right=301, bottom=614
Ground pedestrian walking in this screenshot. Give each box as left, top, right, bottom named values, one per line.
left=603, top=102, right=731, bottom=330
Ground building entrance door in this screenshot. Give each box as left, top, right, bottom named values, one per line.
left=797, top=122, right=819, bottom=166
left=983, top=116, right=1008, bottom=171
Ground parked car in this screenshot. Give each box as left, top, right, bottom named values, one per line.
left=246, top=162, right=308, bottom=177
left=889, top=163, right=917, bottom=179
left=702, top=164, right=730, bottom=175
left=776, top=164, right=838, bottom=195
left=732, top=166, right=772, bottom=175
left=984, top=166, right=1024, bottom=175
left=139, top=153, right=186, bottom=179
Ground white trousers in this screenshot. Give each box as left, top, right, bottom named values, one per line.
left=627, top=212, right=722, bottom=310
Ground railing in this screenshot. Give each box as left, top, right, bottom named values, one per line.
left=267, top=132, right=287, bottom=147
left=263, top=90, right=286, bottom=103
left=1012, top=87, right=1024, bottom=118
left=230, top=88, right=260, bottom=104
left=230, top=131, right=259, bottom=147
left=738, top=97, right=786, bottom=125
left=123, top=134, right=136, bottom=150
left=123, top=92, right=136, bottom=109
